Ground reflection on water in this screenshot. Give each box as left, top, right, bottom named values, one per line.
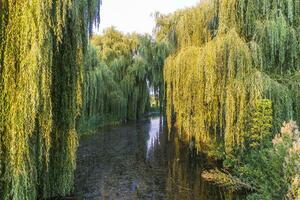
left=146, top=117, right=162, bottom=159
left=75, top=116, right=241, bottom=200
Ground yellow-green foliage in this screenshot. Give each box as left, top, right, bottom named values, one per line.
left=0, top=0, right=101, bottom=199
left=91, top=28, right=149, bottom=121
left=218, top=0, right=300, bottom=72
left=290, top=72, right=300, bottom=124
left=165, top=30, right=263, bottom=154
left=138, top=35, right=170, bottom=112
left=203, top=121, right=300, bottom=198
left=248, top=99, right=273, bottom=150
left=175, top=2, right=215, bottom=48
left=79, top=28, right=163, bottom=132
left=155, top=1, right=216, bottom=49
left=91, top=28, right=139, bottom=64
left=162, top=0, right=300, bottom=156
left=79, top=29, right=169, bottom=132
left=78, top=44, right=127, bottom=131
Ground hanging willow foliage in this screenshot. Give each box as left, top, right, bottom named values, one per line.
left=78, top=45, right=127, bottom=131
left=154, top=1, right=217, bottom=51
left=0, top=0, right=101, bottom=199
left=138, top=35, right=170, bottom=112
left=78, top=29, right=169, bottom=132
left=165, top=30, right=261, bottom=154
left=218, top=0, right=300, bottom=72
left=175, top=2, right=215, bottom=48
left=161, top=0, right=300, bottom=156
left=83, top=28, right=148, bottom=125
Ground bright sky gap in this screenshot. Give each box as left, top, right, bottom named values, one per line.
left=98, top=0, right=200, bottom=34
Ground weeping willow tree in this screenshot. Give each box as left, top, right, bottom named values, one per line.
left=160, top=0, right=300, bottom=157
left=0, top=0, right=101, bottom=199
left=78, top=44, right=127, bottom=132
left=138, top=35, right=170, bottom=113
left=82, top=28, right=148, bottom=125
left=78, top=28, right=169, bottom=132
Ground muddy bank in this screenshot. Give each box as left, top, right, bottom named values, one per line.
left=74, top=116, right=240, bottom=200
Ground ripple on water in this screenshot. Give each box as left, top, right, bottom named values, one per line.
left=74, top=116, right=243, bottom=200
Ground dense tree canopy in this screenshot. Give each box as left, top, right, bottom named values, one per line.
left=0, top=0, right=101, bottom=199
left=78, top=28, right=169, bottom=132
left=158, top=0, right=300, bottom=198
left=1, top=0, right=299, bottom=199
left=159, top=0, right=300, bottom=156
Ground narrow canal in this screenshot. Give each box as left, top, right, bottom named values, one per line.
left=74, top=116, right=240, bottom=200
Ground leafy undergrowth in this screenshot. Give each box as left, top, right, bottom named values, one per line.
left=202, top=121, right=300, bottom=199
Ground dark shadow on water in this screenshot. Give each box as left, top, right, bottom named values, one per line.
left=74, top=116, right=243, bottom=200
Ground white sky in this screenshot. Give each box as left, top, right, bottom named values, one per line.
left=98, top=0, right=200, bottom=34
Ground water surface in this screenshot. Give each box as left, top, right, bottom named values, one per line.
left=75, top=116, right=239, bottom=200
